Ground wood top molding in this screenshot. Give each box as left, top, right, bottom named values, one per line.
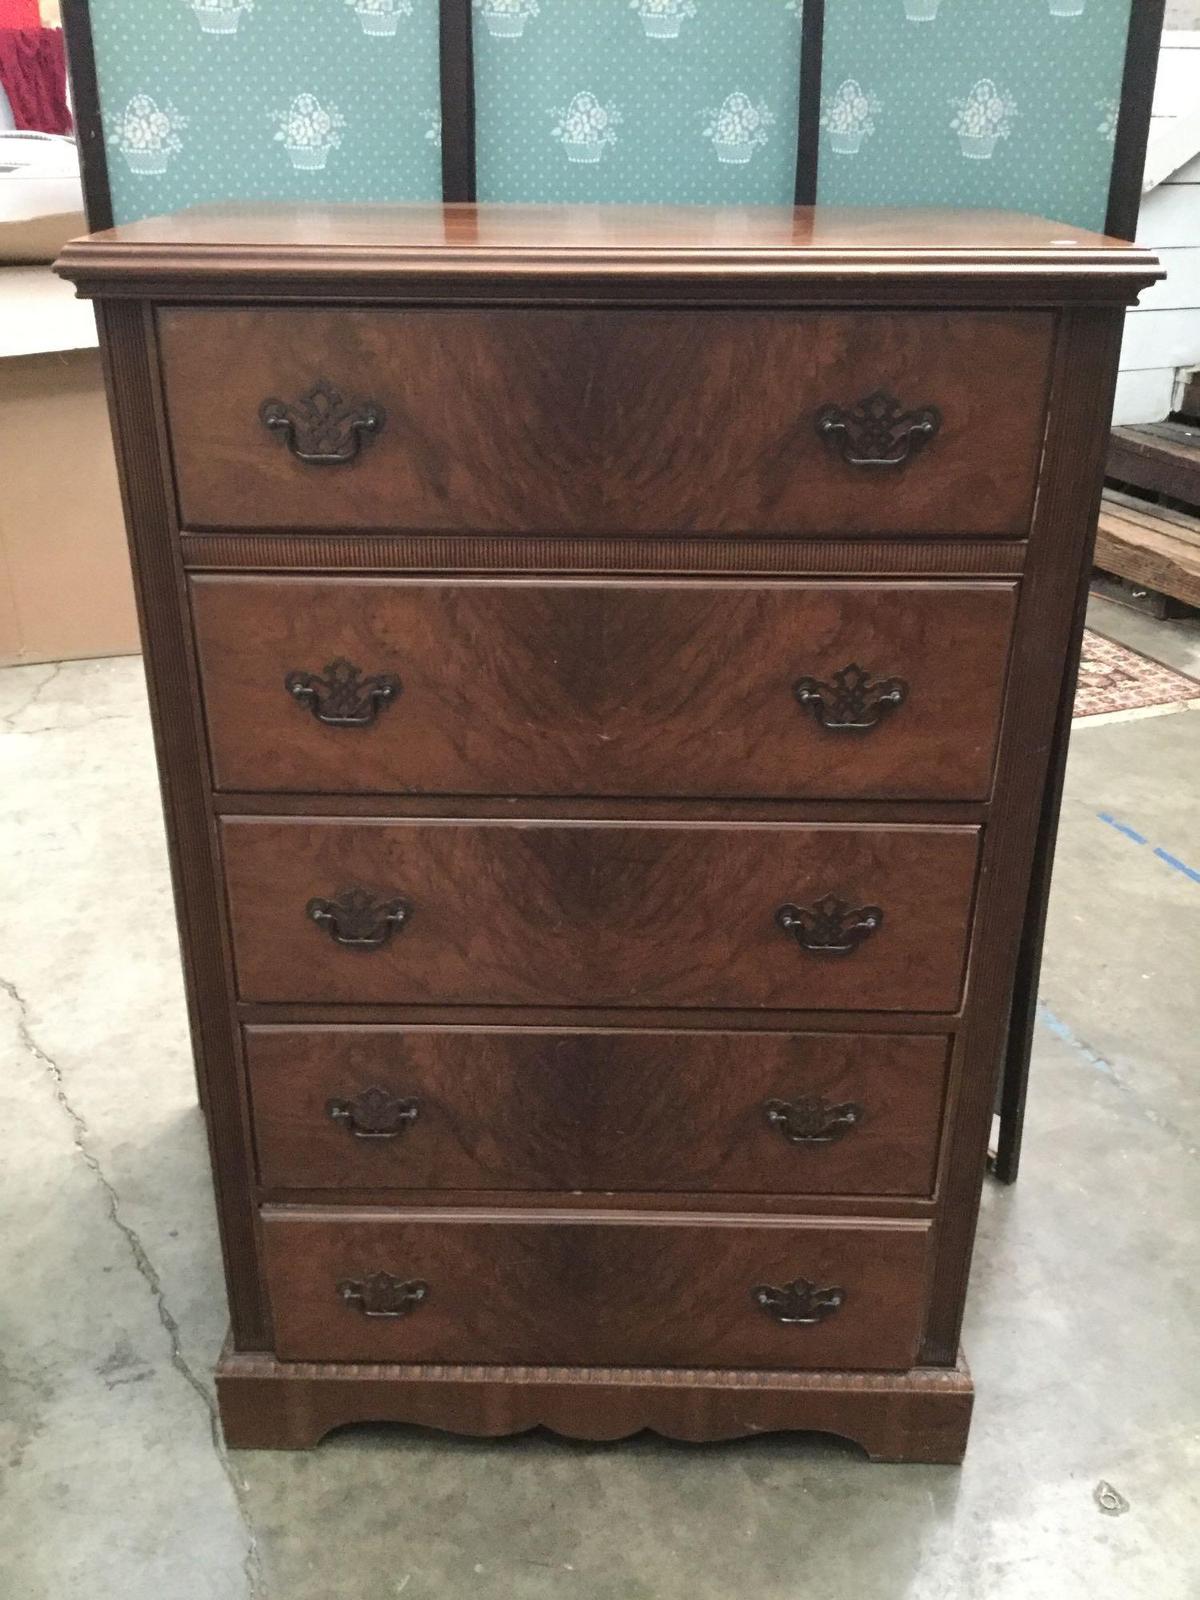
left=56, top=203, right=1163, bottom=305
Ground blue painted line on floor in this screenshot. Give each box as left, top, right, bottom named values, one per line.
left=1068, top=817, right=1198, bottom=1130
left=1037, top=1005, right=1196, bottom=1149
left=1153, top=847, right=1200, bottom=886
left=1095, top=812, right=1197, bottom=885
left=1096, top=811, right=1148, bottom=846
left=1036, top=1004, right=1118, bottom=1080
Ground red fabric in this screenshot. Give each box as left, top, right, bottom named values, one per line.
left=0, top=0, right=38, bottom=26
left=0, top=27, right=72, bottom=135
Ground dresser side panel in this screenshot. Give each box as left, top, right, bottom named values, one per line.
left=923, top=305, right=1127, bottom=1364
left=94, top=299, right=268, bottom=1348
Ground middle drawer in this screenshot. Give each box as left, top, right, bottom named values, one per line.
left=190, top=576, right=1016, bottom=800
left=220, top=818, right=979, bottom=1011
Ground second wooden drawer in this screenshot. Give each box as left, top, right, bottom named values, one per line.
left=220, top=818, right=979, bottom=1011
left=247, top=1026, right=950, bottom=1197
left=191, top=577, right=1016, bottom=801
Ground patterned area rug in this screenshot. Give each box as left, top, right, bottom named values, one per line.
left=1074, top=630, right=1200, bottom=722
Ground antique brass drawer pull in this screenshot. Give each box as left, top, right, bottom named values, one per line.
left=793, top=664, right=908, bottom=732
left=338, top=1271, right=428, bottom=1319
left=285, top=658, right=401, bottom=728
left=775, top=894, right=882, bottom=956
left=753, top=1277, right=845, bottom=1325
left=307, top=888, right=411, bottom=949
left=816, top=390, right=941, bottom=469
left=260, top=378, right=385, bottom=465
left=326, top=1086, right=420, bottom=1139
left=764, top=1096, right=864, bottom=1145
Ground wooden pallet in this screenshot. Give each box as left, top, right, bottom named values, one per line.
left=1108, top=420, right=1200, bottom=507
left=1095, top=487, right=1200, bottom=612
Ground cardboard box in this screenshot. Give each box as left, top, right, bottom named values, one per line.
left=0, top=270, right=138, bottom=664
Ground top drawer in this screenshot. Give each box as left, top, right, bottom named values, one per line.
left=157, top=308, right=1053, bottom=537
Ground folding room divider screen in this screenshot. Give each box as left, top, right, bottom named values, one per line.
left=67, top=0, right=1159, bottom=240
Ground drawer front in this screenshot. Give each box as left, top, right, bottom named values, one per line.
left=192, top=577, right=1015, bottom=801
left=221, top=818, right=978, bottom=1011
left=247, top=1027, right=949, bottom=1197
left=261, top=1211, right=932, bottom=1369
left=159, top=307, right=1052, bottom=536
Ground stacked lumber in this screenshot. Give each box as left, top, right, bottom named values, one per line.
left=1095, top=487, right=1200, bottom=613
left=1108, top=421, right=1200, bottom=506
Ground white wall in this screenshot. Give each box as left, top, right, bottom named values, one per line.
left=1165, top=0, right=1200, bottom=27
left=1113, top=32, right=1200, bottom=425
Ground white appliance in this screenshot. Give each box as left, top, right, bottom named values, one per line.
left=0, top=128, right=84, bottom=233
left=0, top=74, right=94, bottom=340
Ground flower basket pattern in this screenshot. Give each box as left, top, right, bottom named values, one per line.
left=1096, top=98, right=1118, bottom=145
left=810, top=0, right=1130, bottom=231
left=186, top=0, right=253, bottom=34
left=704, top=92, right=774, bottom=164
left=424, top=109, right=442, bottom=149
left=820, top=79, right=880, bottom=156
left=90, top=0, right=445, bottom=225
left=109, top=94, right=186, bottom=176
left=474, top=0, right=539, bottom=39
left=950, top=78, right=1017, bottom=160
left=274, top=92, right=346, bottom=169
left=345, top=0, right=413, bottom=36
left=630, top=0, right=698, bottom=41
left=551, top=91, right=621, bottom=163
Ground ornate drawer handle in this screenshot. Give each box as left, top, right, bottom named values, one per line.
left=776, top=894, right=882, bottom=956
left=815, top=390, right=941, bottom=469
left=307, top=887, right=411, bottom=949
left=753, top=1276, right=845, bottom=1325
left=327, top=1086, right=419, bottom=1139
left=338, top=1271, right=428, bottom=1319
left=260, top=378, right=385, bottom=466
left=764, top=1096, right=864, bottom=1145
left=285, top=658, right=401, bottom=728
left=794, top=664, right=908, bottom=733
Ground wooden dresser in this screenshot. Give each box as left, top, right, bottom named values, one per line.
left=56, top=205, right=1159, bottom=1462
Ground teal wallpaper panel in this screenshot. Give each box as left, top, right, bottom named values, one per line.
left=90, top=0, right=443, bottom=225
left=817, top=0, right=1131, bottom=232
left=85, top=0, right=1132, bottom=229
left=474, top=0, right=804, bottom=204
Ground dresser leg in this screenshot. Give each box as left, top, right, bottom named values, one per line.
left=990, top=509, right=1095, bottom=1186
left=215, top=1343, right=974, bottom=1462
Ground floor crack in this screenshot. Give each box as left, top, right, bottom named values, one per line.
left=0, top=663, right=62, bottom=731
left=0, top=973, right=266, bottom=1599
left=7, top=713, right=137, bottom=738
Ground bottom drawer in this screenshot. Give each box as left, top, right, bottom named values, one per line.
left=261, top=1211, right=931, bottom=1371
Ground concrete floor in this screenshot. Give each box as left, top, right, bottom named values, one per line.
left=1, top=595, right=1197, bottom=1600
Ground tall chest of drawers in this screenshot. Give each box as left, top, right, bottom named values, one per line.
left=57, top=205, right=1159, bottom=1462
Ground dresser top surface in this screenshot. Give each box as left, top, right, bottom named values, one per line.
left=56, top=202, right=1160, bottom=302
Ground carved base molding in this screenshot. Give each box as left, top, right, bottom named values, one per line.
left=216, top=1343, right=974, bottom=1462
